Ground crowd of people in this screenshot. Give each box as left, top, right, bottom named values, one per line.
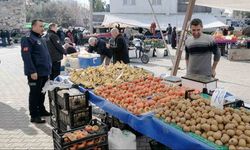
left=0, top=29, right=11, bottom=47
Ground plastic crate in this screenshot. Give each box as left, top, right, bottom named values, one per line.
left=50, top=116, right=67, bottom=132
left=59, top=106, right=92, bottom=129
left=56, top=88, right=89, bottom=111
left=53, top=119, right=108, bottom=150
left=48, top=89, right=56, bottom=102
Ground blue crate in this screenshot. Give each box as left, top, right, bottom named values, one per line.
left=78, top=56, right=102, bottom=69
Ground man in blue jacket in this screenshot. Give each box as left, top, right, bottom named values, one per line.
left=21, top=19, right=52, bottom=123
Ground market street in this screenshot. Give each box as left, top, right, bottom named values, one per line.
left=0, top=45, right=250, bottom=149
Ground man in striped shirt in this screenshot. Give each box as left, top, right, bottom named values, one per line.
left=185, top=18, right=221, bottom=77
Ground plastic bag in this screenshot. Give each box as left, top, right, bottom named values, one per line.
left=42, top=75, right=73, bottom=93
left=108, top=127, right=136, bottom=150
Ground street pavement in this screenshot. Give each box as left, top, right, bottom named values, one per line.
left=0, top=44, right=250, bottom=149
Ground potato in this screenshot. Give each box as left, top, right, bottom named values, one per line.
left=183, top=126, right=190, bottom=132
left=237, top=125, right=246, bottom=131
left=213, top=131, right=222, bottom=140
left=171, top=111, right=178, bottom=118
left=221, top=134, right=230, bottom=144
left=207, top=131, right=214, bottom=136
left=231, top=119, right=239, bottom=126
left=246, top=136, right=250, bottom=143
left=201, top=133, right=208, bottom=139
left=227, top=130, right=235, bottom=137
left=175, top=117, right=180, bottom=122
left=177, top=122, right=182, bottom=127
left=208, top=136, right=215, bottom=142
left=200, top=118, right=207, bottom=124
left=186, top=120, right=191, bottom=126
left=244, top=130, right=250, bottom=136
left=223, top=116, right=231, bottom=124
left=165, top=117, right=171, bottom=122
left=181, top=105, right=187, bottom=112
left=236, top=130, right=243, bottom=136
left=228, top=145, right=236, bottom=150
left=225, top=123, right=235, bottom=130
left=202, top=113, right=209, bottom=119
left=201, top=124, right=210, bottom=132
left=215, top=140, right=223, bottom=146
left=190, top=120, right=196, bottom=126
left=180, top=117, right=186, bottom=124
left=184, top=113, right=191, bottom=120
left=190, top=125, right=196, bottom=132
left=196, top=124, right=201, bottom=131
left=236, top=146, right=248, bottom=150
left=171, top=119, right=176, bottom=123
left=238, top=139, right=247, bottom=147
left=209, top=111, right=215, bottom=117
left=195, top=130, right=201, bottom=135
left=211, top=124, right=219, bottom=132
left=178, top=112, right=184, bottom=117
left=218, top=124, right=224, bottom=130
left=232, top=113, right=242, bottom=123
left=246, top=125, right=250, bottom=130
left=242, top=115, right=250, bottom=123
left=215, top=115, right=223, bottom=124
left=229, top=138, right=238, bottom=146
left=214, top=108, right=224, bottom=115
left=196, top=117, right=201, bottom=123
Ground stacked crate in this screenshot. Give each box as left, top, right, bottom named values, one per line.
left=48, top=87, right=92, bottom=132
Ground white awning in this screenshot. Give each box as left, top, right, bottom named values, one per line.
left=196, top=0, right=250, bottom=12
left=102, top=13, right=227, bottom=30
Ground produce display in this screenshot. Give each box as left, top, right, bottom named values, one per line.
left=144, top=39, right=165, bottom=48
left=69, top=62, right=151, bottom=89
left=62, top=125, right=106, bottom=150
left=155, top=97, right=250, bottom=149
left=95, top=76, right=187, bottom=115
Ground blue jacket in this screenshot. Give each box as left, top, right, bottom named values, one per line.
left=21, top=31, right=52, bottom=76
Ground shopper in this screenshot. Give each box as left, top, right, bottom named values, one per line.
left=171, top=27, right=177, bottom=49
left=109, top=28, right=130, bottom=64
left=185, top=18, right=221, bottom=77
left=63, top=37, right=77, bottom=54
left=45, top=23, right=66, bottom=80
left=88, top=37, right=112, bottom=65
left=21, top=19, right=52, bottom=123
left=166, top=24, right=172, bottom=44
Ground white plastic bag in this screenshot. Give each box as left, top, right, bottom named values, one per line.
left=108, top=127, right=136, bottom=150
left=42, top=76, right=73, bottom=93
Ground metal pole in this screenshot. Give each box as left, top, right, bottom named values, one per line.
left=171, top=0, right=196, bottom=76
left=147, top=0, right=174, bottom=65
left=89, top=0, right=93, bottom=34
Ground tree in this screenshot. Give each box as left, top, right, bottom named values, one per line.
left=93, top=0, right=105, bottom=12
left=26, top=0, right=90, bottom=27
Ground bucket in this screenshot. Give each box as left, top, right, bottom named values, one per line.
left=78, top=54, right=102, bottom=68
left=156, top=48, right=165, bottom=58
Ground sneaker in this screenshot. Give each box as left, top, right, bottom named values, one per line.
left=30, top=117, right=46, bottom=123
left=40, top=110, right=51, bottom=117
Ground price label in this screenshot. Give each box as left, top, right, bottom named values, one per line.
left=211, top=88, right=226, bottom=109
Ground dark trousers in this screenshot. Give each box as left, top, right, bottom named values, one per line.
left=28, top=76, right=48, bottom=118
left=50, top=61, right=61, bottom=80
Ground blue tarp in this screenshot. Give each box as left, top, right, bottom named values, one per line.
left=78, top=86, right=214, bottom=150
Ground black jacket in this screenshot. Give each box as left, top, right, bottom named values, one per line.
left=46, top=30, right=65, bottom=62
left=113, top=34, right=130, bottom=64
left=21, top=31, right=52, bottom=76
left=88, top=39, right=112, bottom=58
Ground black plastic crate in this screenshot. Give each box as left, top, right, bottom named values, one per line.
left=59, top=106, right=92, bottom=129
left=50, top=116, right=67, bottom=132
left=56, top=88, right=89, bottom=111
left=53, top=119, right=108, bottom=150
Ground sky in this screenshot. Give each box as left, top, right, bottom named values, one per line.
left=77, top=0, right=110, bottom=6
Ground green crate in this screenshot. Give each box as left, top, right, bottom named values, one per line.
left=188, top=133, right=228, bottom=150
left=200, top=93, right=211, bottom=100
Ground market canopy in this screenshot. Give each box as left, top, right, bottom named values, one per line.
left=196, top=0, right=250, bottom=12
left=102, top=13, right=226, bottom=30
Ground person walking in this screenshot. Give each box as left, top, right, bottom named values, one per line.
left=166, top=24, right=172, bottom=44
left=20, top=19, right=52, bottom=123
left=185, top=18, right=221, bottom=77
left=45, top=23, right=66, bottom=80
left=171, top=27, right=177, bottom=49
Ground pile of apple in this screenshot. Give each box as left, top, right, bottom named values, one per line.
left=95, top=76, right=187, bottom=115
left=63, top=125, right=105, bottom=150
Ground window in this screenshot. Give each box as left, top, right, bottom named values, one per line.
left=151, top=0, right=161, bottom=5
left=123, top=0, right=136, bottom=5
left=177, top=0, right=211, bottom=13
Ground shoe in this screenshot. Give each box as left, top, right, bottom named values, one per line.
left=30, top=117, right=46, bottom=123
left=40, top=110, right=51, bottom=117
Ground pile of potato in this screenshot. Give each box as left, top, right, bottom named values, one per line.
left=155, top=97, right=250, bottom=149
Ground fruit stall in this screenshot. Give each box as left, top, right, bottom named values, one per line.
left=54, top=63, right=250, bottom=150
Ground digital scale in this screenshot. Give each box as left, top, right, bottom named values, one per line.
left=181, top=74, right=218, bottom=94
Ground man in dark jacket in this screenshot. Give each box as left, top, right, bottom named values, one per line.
left=110, top=28, right=130, bottom=64
left=88, top=37, right=112, bottom=65
left=46, top=23, right=65, bottom=80
left=166, top=24, right=172, bottom=44
left=21, top=19, right=52, bottom=123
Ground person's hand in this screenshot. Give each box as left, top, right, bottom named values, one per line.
left=31, top=73, right=38, bottom=80
left=106, top=43, right=110, bottom=48
left=212, top=69, right=216, bottom=78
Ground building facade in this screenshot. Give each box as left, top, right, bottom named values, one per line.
left=0, top=0, right=26, bottom=30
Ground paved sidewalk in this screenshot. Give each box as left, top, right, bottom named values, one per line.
left=0, top=45, right=250, bottom=149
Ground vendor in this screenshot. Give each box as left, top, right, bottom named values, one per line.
left=88, top=37, right=112, bottom=65
left=185, top=18, right=221, bottom=78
